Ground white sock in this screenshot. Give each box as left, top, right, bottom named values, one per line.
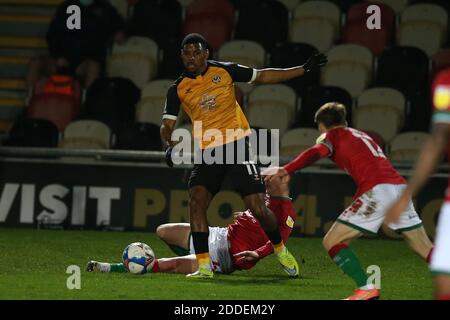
left=360, top=284, right=376, bottom=290
left=98, top=262, right=111, bottom=273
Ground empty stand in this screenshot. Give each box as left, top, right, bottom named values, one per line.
left=136, top=79, right=174, bottom=125
left=59, top=119, right=111, bottom=149
left=5, top=117, right=59, bottom=147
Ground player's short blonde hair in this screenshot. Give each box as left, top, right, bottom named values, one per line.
left=314, top=102, right=347, bottom=128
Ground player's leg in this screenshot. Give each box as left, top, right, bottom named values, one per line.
left=387, top=185, right=434, bottom=262
left=323, top=221, right=379, bottom=298
left=236, top=166, right=299, bottom=277
left=156, top=223, right=191, bottom=256
left=401, top=227, right=433, bottom=261
left=430, top=203, right=450, bottom=299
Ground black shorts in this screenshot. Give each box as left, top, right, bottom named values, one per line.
left=188, top=138, right=265, bottom=197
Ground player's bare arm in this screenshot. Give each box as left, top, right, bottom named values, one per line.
left=254, top=52, right=327, bottom=84
left=386, top=123, right=449, bottom=224
left=160, top=118, right=176, bottom=146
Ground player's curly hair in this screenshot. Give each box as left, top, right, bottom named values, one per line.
left=314, top=102, right=347, bottom=128
left=180, top=33, right=209, bottom=50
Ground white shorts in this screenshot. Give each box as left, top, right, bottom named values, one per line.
left=430, top=202, right=450, bottom=275
left=189, top=226, right=234, bottom=274
left=337, top=184, right=423, bottom=235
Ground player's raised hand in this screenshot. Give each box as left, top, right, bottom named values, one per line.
left=302, top=52, right=328, bottom=73
left=233, top=251, right=260, bottom=262
left=385, top=191, right=411, bottom=225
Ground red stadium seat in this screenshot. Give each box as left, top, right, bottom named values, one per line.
left=27, top=75, right=81, bottom=131
left=182, top=14, right=232, bottom=52
left=186, top=0, right=234, bottom=27
left=342, top=2, right=396, bottom=56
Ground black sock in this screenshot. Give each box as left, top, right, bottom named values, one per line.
left=191, top=231, right=210, bottom=254
left=266, top=229, right=282, bottom=246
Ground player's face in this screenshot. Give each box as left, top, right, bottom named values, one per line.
left=181, top=43, right=209, bottom=75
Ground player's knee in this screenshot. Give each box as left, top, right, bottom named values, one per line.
left=322, top=235, right=336, bottom=251
left=156, top=225, right=168, bottom=240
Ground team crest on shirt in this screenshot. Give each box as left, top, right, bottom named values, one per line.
left=212, top=75, right=221, bottom=84
left=434, top=85, right=450, bottom=110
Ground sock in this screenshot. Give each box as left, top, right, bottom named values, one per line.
left=272, top=240, right=285, bottom=255
left=426, top=247, right=434, bottom=264
left=328, top=244, right=369, bottom=288
left=266, top=229, right=284, bottom=254
left=437, top=294, right=450, bottom=300
left=109, top=263, right=127, bottom=273
left=168, top=244, right=190, bottom=256
left=151, top=259, right=160, bottom=273
left=192, top=232, right=211, bottom=270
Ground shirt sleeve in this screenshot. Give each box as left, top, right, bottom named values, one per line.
left=432, top=84, right=450, bottom=125
left=315, top=132, right=334, bottom=156
left=221, top=62, right=257, bottom=84
left=162, top=83, right=181, bottom=120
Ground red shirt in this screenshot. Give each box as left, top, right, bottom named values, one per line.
left=431, top=69, right=450, bottom=202
left=227, top=198, right=296, bottom=270
left=285, top=127, right=405, bottom=199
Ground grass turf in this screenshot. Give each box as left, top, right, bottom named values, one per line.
left=0, top=228, right=433, bottom=300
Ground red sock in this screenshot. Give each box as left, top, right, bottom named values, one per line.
left=436, top=294, right=450, bottom=300
left=426, top=247, right=434, bottom=264
left=328, top=243, right=348, bottom=258
left=151, top=259, right=160, bottom=273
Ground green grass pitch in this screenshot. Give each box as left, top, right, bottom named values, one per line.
left=0, top=228, right=433, bottom=300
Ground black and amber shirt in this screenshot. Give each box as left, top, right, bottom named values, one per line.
left=163, top=60, right=257, bottom=149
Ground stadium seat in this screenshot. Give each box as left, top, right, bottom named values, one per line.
left=109, top=0, right=128, bottom=18
left=398, top=4, right=448, bottom=57
left=296, top=85, right=353, bottom=128
left=136, top=79, right=174, bottom=126
left=326, top=0, right=361, bottom=13
left=367, top=0, right=410, bottom=14
left=280, top=127, right=319, bottom=157
left=353, top=87, right=406, bottom=142
left=432, top=48, right=450, bottom=75
left=375, top=46, right=429, bottom=98
left=59, top=120, right=111, bottom=149
left=277, top=0, right=301, bottom=11
left=218, top=40, right=266, bottom=68
left=321, top=44, right=373, bottom=97
left=182, top=14, right=232, bottom=52
left=114, top=122, right=162, bottom=151
left=82, top=77, right=140, bottom=133
left=289, top=1, right=340, bottom=52
left=269, top=42, right=320, bottom=95
left=185, top=0, right=234, bottom=28
left=107, top=36, right=159, bottom=89
left=5, top=117, right=59, bottom=147
left=127, top=0, right=182, bottom=48
left=342, top=2, right=396, bottom=56
left=234, top=0, right=289, bottom=49
left=27, top=75, right=81, bottom=131
left=389, top=131, right=431, bottom=162
left=247, top=84, right=297, bottom=136
left=158, top=38, right=184, bottom=79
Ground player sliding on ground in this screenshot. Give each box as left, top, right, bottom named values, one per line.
left=265, top=102, right=434, bottom=300
left=87, top=176, right=299, bottom=276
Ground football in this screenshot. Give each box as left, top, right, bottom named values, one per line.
left=122, top=242, right=156, bottom=274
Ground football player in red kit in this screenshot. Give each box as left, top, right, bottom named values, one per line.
left=386, top=68, right=450, bottom=300
left=265, top=102, right=433, bottom=300
left=87, top=175, right=298, bottom=276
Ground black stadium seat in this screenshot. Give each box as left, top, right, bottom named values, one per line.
left=375, top=46, right=430, bottom=98
left=5, top=118, right=59, bottom=147
left=295, top=86, right=353, bottom=128
left=114, top=122, right=162, bottom=151
left=234, top=0, right=289, bottom=50
left=81, top=77, right=141, bottom=133
left=269, top=42, right=320, bottom=95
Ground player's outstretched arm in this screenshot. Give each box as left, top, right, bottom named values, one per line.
left=386, top=123, right=449, bottom=224
left=254, top=52, right=327, bottom=84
